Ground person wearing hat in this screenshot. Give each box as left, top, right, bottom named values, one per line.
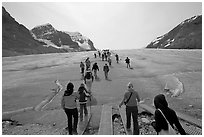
left=84, top=69, right=94, bottom=93
left=78, top=83, right=90, bottom=121
left=119, top=82, right=140, bottom=135
left=61, top=82, right=79, bottom=135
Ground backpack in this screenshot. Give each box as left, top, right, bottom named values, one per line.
left=86, top=72, right=92, bottom=79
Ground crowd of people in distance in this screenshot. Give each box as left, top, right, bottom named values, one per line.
left=59, top=49, right=186, bottom=135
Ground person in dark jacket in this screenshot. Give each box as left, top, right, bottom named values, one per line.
left=78, top=83, right=90, bottom=121
left=125, top=57, right=130, bottom=68
left=115, top=54, right=119, bottom=63
left=80, top=62, right=85, bottom=79
left=61, top=82, right=79, bottom=135
left=152, top=94, right=186, bottom=135
left=103, top=63, right=109, bottom=80
left=92, top=62, right=99, bottom=79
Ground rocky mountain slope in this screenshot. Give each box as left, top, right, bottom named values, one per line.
left=2, top=7, right=65, bottom=57
left=2, top=7, right=96, bottom=57
left=146, top=15, right=202, bottom=49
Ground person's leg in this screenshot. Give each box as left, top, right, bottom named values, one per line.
left=104, top=72, right=107, bottom=79
left=126, top=106, right=131, bottom=129
left=73, top=108, right=78, bottom=134
left=132, top=106, right=139, bottom=135
left=65, top=108, right=73, bottom=135
left=128, top=63, right=131, bottom=68
left=80, top=104, right=83, bottom=121
left=106, top=72, right=108, bottom=79
left=84, top=104, right=88, bottom=115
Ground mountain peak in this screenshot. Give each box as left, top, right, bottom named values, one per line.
left=146, top=15, right=202, bottom=49
left=33, top=23, right=52, bottom=28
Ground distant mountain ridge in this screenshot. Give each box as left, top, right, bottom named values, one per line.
left=31, top=24, right=96, bottom=51
left=2, top=7, right=96, bottom=57
left=146, top=15, right=202, bottom=49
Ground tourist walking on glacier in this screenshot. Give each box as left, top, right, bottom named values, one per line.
left=103, top=63, right=109, bottom=80
left=85, top=57, right=91, bottom=70
left=151, top=94, right=186, bottom=135
left=108, top=57, right=112, bottom=66
left=102, top=53, right=104, bottom=61
left=125, top=57, right=131, bottom=68
left=80, top=61, right=85, bottom=79
left=92, top=62, right=99, bottom=79
left=94, top=53, right=97, bottom=58
left=78, top=83, right=91, bottom=121
left=84, top=69, right=94, bottom=93
left=98, top=50, right=101, bottom=58
left=61, top=82, right=79, bottom=135
left=119, top=82, right=140, bottom=135
left=115, top=54, right=119, bottom=63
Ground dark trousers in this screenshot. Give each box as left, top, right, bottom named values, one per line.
left=126, top=106, right=139, bottom=135
left=127, top=63, right=130, bottom=68
left=64, top=108, right=78, bottom=135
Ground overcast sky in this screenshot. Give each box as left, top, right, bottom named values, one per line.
left=2, top=2, right=202, bottom=50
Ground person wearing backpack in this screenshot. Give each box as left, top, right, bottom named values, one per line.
left=78, top=83, right=91, bottom=121
left=84, top=69, right=94, bottom=93
left=151, top=94, right=186, bottom=135
left=61, top=82, right=79, bottom=135
left=103, top=63, right=109, bottom=80
left=119, top=82, right=140, bottom=135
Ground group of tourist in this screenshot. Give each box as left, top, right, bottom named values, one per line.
left=60, top=81, right=90, bottom=135
left=60, top=50, right=186, bottom=135
left=119, top=82, right=186, bottom=135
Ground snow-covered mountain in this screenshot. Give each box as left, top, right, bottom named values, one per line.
left=2, top=7, right=65, bottom=57
left=2, top=6, right=96, bottom=57
left=31, top=24, right=96, bottom=51
left=65, top=31, right=96, bottom=50
left=146, top=15, right=202, bottom=49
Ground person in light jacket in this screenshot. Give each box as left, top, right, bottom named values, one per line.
left=61, top=82, right=79, bottom=135
left=119, top=82, right=140, bottom=135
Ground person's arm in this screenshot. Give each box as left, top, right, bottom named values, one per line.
left=119, top=93, right=127, bottom=107
left=135, top=91, right=140, bottom=103
left=61, top=96, right=65, bottom=110
left=83, top=87, right=90, bottom=96
left=74, top=91, right=80, bottom=99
